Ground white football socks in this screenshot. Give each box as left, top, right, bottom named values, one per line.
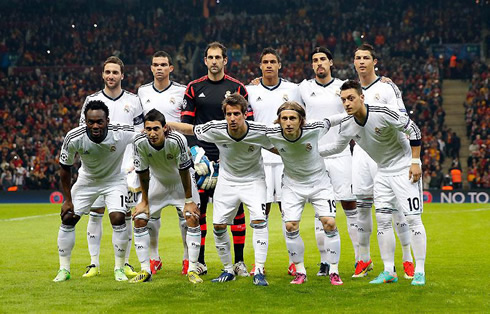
left=406, top=215, right=427, bottom=274
left=252, top=222, right=268, bottom=272
left=285, top=229, right=305, bottom=274
left=186, top=226, right=201, bottom=272
left=87, top=212, right=103, bottom=267
left=393, top=210, right=413, bottom=262
left=314, top=217, right=328, bottom=263
left=178, top=214, right=189, bottom=260
left=214, top=228, right=233, bottom=272
left=58, top=224, right=75, bottom=271
left=376, top=211, right=396, bottom=275
left=125, top=216, right=132, bottom=263
left=325, top=228, right=341, bottom=271
left=133, top=226, right=150, bottom=273
left=356, top=199, right=373, bottom=262
left=112, top=223, right=128, bottom=270
left=147, top=217, right=161, bottom=260
left=344, top=209, right=359, bottom=262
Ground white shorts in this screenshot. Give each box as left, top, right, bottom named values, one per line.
left=213, top=179, right=267, bottom=225
left=144, top=176, right=200, bottom=220
left=264, top=163, right=283, bottom=203
left=71, top=178, right=127, bottom=216
left=324, top=155, right=355, bottom=201
left=352, top=145, right=378, bottom=197
left=281, top=175, right=336, bottom=222
left=90, top=170, right=141, bottom=210
left=374, top=171, right=424, bottom=216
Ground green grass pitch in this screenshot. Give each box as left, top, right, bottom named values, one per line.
left=1, top=202, right=489, bottom=313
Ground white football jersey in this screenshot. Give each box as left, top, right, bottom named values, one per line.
left=60, top=124, right=136, bottom=181
left=138, top=81, right=186, bottom=122
left=362, top=77, right=407, bottom=113
left=300, top=77, right=350, bottom=157
left=133, top=131, right=192, bottom=186
left=320, top=105, right=421, bottom=174
left=193, top=120, right=273, bottom=183
left=266, top=119, right=333, bottom=185
left=247, top=79, right=303, bottom=164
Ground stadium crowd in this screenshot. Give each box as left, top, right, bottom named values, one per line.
left=0, top=0, right=484, bottom=190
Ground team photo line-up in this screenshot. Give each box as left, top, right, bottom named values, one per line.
left=53, top=41, right=427, bottom=287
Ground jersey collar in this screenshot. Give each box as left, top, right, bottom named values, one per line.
left=314, top=78, right=335, bottom=88
left=152, top=81, right=173, bottom=93
left=86, top=126, right=108, bottom=144
left=260, top=78, right=282, bottom=91
left=227, top=121, right=249, bottom=142
left=361, top=76, right=381, bottom=91
left=354, top=104, right=369, bottom=127
left=102, top=90, right=124, bottom=102
left=281, top=128, right=303, bottom=143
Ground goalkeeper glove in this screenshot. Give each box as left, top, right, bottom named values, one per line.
left=200, top=161, right=219, bottom=190
left=190, top=145, right=210, bottom=176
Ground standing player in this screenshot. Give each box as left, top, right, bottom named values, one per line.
left=266, top=102, right=345, bottom=285
left=299, top=47, right=359, bottom=276
left=170, top=93, right=271, bottom=286
left=79, top=56, right=144, bottom=278
left=320, top=80, right=427, bottom=286
left=181, top=42, right=250, bottom=276
left=351, top=44, right=414, bottom=279
left=138, top=51, right=190, bottom=275
left=53, top=100, right=136, bottom=282
left=246, top=47, right=303, bottom=276
left=130, top=109, right=202, bottom=284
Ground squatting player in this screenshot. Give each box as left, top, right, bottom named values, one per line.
left=137, top=50, right=190, bottom=275
left=130, top=109, right=202, bottom=284
left=170, top=93, right=272, bottom=286
left=79, top=56, right=144, bottom=278
left=54, top=100, right=136, bottom=282
left=320, top=80, right=427, bottom=286
left=181, top=42, right=251, bottom=276
left=266, top=102, right=345, bottom=285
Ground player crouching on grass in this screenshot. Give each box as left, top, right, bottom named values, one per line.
left=168, top=93, right=273, bottom=286
left=265, top=102, right=345, bottom=285
left=131, top=109, right=202, bottom=284
left=54, top=100, right=137, bottom=282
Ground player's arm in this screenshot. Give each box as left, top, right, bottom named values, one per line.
left=166, top=122, right=195, bottom=135
left=133, top=98, right=145, bottom=132
left=179, top=169, right=199, bottom=220
left=319, top=138, right=350, bottom=157
left=59, top=163, right=74, bottom=218
left=133, top=169, right=150, bottom=218
left=325, top=113, right=348, bottom=128
left=181, top=84, right=197, bottom=124
left=79, top=97, right=89, bottom=126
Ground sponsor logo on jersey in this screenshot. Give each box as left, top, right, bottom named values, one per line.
left=110, top=145, right=116, bottom=152
left=375, top=127, right=382, bottom=136
left=282, top=94, right=289, bottom=101
left=198, top=92, right=205, bottom=98
left=166, top=154, right=174, bottom=160
left=248, top=145, right=255, bottom=152
left=305, top=143, right=312, bottom=151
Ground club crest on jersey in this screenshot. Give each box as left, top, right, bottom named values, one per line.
left=282, top=94, right=289, bottom=101
left=335, top=89, right=341, bottom=97
left=170, top=97, right=175, bottom=104
left=375, top=127, right=382, bottom=136
left=124, top=104, right=130, bottom=113
left=305, top=143, right=312, bottom=152
left=182, top=99, right=187, bottom=109
left=224, top=90, right=232, bottom=98
left=248, top=145, right=255, bottom=152
left=110, top=146, right=116, bottom=152
left=166, top=154, right=174, bottom=160
left=375, top=93, right=381, bottom=101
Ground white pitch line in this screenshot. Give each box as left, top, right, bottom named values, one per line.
left=427, top=207, right=490, bottom=214
left=0, top=213, right=58, bottom=222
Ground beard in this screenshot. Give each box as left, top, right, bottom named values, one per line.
left=316, top=72, right=327, bottom=79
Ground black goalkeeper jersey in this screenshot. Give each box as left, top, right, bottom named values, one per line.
left=181, top=74, right=252, bottom=161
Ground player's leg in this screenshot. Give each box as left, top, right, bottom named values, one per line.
left=392, top=175, right=426, bottom=285
left=147, top=215, right=162, bottom=273
left=231, top=203, right=247, bottom=276
left=129, top=212, right=152, bottom=283
left=177, top=208, right=189, bottom=274
left=393, top=208, right=414, bottom=278
left=243, top=180, right=269, bottom=286
left=106, top=183, right=131, bottom=281
left=370, top=175, right=398, bottom=284
left=85, top=196, right=105, bottom=277
left=197, top=188, right=211, bottom=268
left=211, top=182, right=240, bottom=283
left=183, top=186, right=203, bottom=283
left=124, top=173, right=141, bottom=276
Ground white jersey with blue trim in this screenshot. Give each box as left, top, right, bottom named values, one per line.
left=138, top=81, right=185, bottom=122
left=247, top=78, right=303, bottom=164
left=299, top=77, right=350, bottom=158
left=361, top=77, right=407, bottom=113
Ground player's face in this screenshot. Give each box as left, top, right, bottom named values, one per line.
left=151, top=57, right=174, bottom=81
left=102, top=63, right=123, bottom=90
left=311, top=52, right=332, bottom=79
left=204, top=47, right=227, bottom=75
left=144, top=121, right=166, bottom=147
left=260, top=54, right=281, bottom=80
left=85, top=109, right=109, bottom=140
left=279, top=110, right=302, bottom=138
left=224, top=105, right=246, bottom=131
left=340, top=89, right=364, bottom=115
left=354, top=50, right=377, bottom=75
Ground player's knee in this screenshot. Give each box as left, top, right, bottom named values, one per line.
left=405, top=214, right=423, bottom=228
left=61, top=213, right=80, bottom=226
left=213, top=224, right=227, bottom=231
left=91, top=207, right=106, bottom=214
left=134, top=218, right=148, bottom=228
left=250, top=220, right=267, bottom=229
left=341, top=200, right=357, bottom=210
left=320, top=217, right=336, bottom=231
left=109, top=211, right=126, bottom=225
left=285, top=221, right=299, bottom=233
left=375, top=209, right=393, bottom=230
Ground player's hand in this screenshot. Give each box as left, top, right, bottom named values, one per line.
left=380, top=76, right=393, bottom=83
left=132, top=201, right=149, bottom=219
left=60, top=201, right=74, bottom=219
left=250, top=77, right=262, bottom=85
left=183, top=202, right=200, bottom=220
left=409, top=164, right=422, bottom=183
left=190, top=146, right=211, bottom=176
left=200, top=161, right=219, bottom=190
